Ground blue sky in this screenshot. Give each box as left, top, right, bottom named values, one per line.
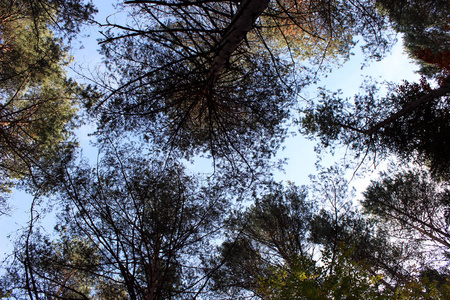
left=273, top=40, right=421, bottom=186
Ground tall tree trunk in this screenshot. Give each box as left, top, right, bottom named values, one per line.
left=208, top=0, right=270, bottom=83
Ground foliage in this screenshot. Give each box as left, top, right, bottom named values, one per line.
left=209, top=173, right=419, bottom=299
left=237, top=182, right=314, bottom=262
left=93, top=0, right=391, bottom=171
left=2, top=229, right=100, bottom=299
left=2, top=1, right=448, bottom=300
left=257, top=248, right=391, bottom=300
left=209, top=173, right=401, bottom=298
left=258, top=248, right=450, bottom=299
left=3, top=144, right=229, bottom=299
left=301, top=0, right=450, bottom=179
left=363, top=168, right=450, bottom=268
left=301, top=77, right=450, bottom=179
left=208, top=182, right=313, bottom=298
left=56, top=146, right=227, bottom=299
left=375, top=0, right=450, bottom=80
left=0, top=0, right=96, bottom=40
left=391, top=268, right=450, bottom=300
left=261, top=0, right=390, bottom=63
left=0, top=0, right=97, bottom=198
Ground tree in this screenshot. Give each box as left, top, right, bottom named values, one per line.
left=362, top=168, right=450, bottom=268
left=0, top=0, right=97, bottom=199
left=2, top=228, right=100, bottom=299
left=305, top=167, right=450, bottom=299
left=94, top=0, right=390, bottom=171
left=41, top=146, right=227, bottom=299
left=375, top=0, right=450, bottom=81
left=300, top=0, right=450, bottom=178
left=257, top=247, right=450, bottom=299
left=207, top=172, right=403, bottom=297
left=210, top=164, right=448, bottom=297
left=301, top=76, right=450, bottom=179
left=307, top=165, right=426, bottom=292
left=256, top=248, right=393, bottom=300
left=207, top=182, right=314, bottom=298
left=2, top=143, right=229, bottom=299
left=0, top=1, right=96, bottom=40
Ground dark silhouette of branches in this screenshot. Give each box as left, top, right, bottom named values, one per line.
left=94, top=0, right=389, bottom=172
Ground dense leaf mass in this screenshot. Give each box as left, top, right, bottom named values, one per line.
left=0, top=0, right=96, bottom=202
left=376, top=0, right=450, bottom=80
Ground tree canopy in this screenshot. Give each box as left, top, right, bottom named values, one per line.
left=0, top=0, right=97, bottom=203
left=363, top=168, right=450, bottom=266
left=2, top=0, right=450, bottom=299
left=300, top=0, right=450, bottom=178
left=93, top=0, right=390, bottom=170
left=376, top=0, right=450, bottom=80
left=3, top=145, right=229, bottom=299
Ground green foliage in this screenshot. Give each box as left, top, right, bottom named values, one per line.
left=242, top=182, right=313, bottom=260
left=2, top=229, right=100, bottom=299
left=0, top=0, right=97, bottom=196
left=210, top=238, right=269, bottom=298
left=209, top=182, right=314, bottom=298
left=3, top=145, right=229, bottom=299
left=301, top=0, right=449, bottom=179
left=95, top=279, right=128, bottom=300
left=392, top=269, right=450, bottom=300
left=2, top=1, right=447, bottom=300
left=257, top=248, right=391, bottom=300
left=259, top=248, right=450, bottom=299
left=210, top=177, right=400, bottom=298
left=52, top=146, right=227, bottom=299
left=0, top=1, right=96, bottom=39
left=375, top=0, right=450, bottom=79
left=210, top=171, right=449, bottom=299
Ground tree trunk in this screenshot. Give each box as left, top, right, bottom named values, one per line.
left=208, top=0, right=270, bottom=83
left=364, top=82, right=450, bottom=135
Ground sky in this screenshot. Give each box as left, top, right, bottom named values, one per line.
left=274, top=40, right=421, bottom=185
left=0, top=0, right=422, bottom=264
